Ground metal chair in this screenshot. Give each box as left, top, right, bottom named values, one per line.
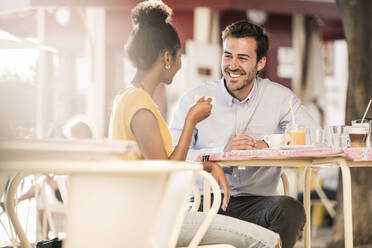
left=0, top=174, right=17, bottom=248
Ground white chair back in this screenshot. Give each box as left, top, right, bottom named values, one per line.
left=64, top=160, right=202, bottom=248
left=150, top=169, right=195, bottom=247
left=0, top=173, right=8, bottom=203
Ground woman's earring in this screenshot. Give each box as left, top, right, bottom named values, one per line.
left=165, top=64, right=171, bottom=70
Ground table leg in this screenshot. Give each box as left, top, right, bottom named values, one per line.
left=303, top=167, right=312, bottom=248
left=5, top=171, right=32, bottom=248
left=337, top=158, right=353, bottom=248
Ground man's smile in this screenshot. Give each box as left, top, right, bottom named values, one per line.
left=226, top=69, right=245, bottom=79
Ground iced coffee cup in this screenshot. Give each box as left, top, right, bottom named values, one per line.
left=349, top=124, right=369, bottom=147
left=285, top=124, right=306, bottom=145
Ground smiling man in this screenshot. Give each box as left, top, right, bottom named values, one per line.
left=223, top=37, right=265, bottom=101
left=170, top=21, right=319, bottom=248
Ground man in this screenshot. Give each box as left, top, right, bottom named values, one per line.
left=170, top=21, right=319, bottom=248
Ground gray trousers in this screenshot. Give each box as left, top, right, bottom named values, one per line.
left=177, top=212, right=279, bottom=248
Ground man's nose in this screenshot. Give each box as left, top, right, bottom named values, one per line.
left=229, top=57, right=239, bottom=70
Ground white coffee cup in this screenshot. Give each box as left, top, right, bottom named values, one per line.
left=263, top=134, right=285, bottom=149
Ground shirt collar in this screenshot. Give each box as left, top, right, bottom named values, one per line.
left=219, top=77, right=259, bottom=106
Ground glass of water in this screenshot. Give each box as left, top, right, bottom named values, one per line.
left=328, top=125, right=349, bottom=149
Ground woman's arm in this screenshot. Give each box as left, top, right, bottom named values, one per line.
left=131, top=97, right=212, bottom=161
left=202, top=162, right=230, bottom=211
left=131, top=109, right=169, bottom=160
left=170, top=97, right=212, bottom=160
left=130, top=98, right=230, bottom=208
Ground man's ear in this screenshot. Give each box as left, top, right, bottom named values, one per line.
left=257, top=56, right=266, bottom=71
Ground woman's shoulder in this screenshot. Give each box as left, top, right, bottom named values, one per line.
left=120, top=86, right=150, bottom=97
left=115, top=86, right=152, bottom=105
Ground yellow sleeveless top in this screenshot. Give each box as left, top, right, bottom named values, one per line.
left=109, top=87, right=172, bottom=159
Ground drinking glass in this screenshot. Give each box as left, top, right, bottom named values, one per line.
left=328, top=125, right=349, bottom=149
left=285, top=124, right=306, bottom=145
left=307, top=128, right=326, bottom=147
left=350, top=119, right=371, bottom=147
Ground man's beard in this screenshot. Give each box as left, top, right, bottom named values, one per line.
left=227, top=66, right=257, bottom=92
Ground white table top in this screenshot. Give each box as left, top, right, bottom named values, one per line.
left=0, top=138, right=137, bottom=153
left=0, top=138, right=203, bottom=173
left=0, top=138, right=140, bottom=162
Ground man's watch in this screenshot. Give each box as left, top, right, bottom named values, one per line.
left=263, top=135, right=271, bottom=148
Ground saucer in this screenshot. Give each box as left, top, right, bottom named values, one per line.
left=280, top=145, right=315, bottom=150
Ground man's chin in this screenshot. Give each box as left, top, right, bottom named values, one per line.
left=226, top=80, right=243, bottom=91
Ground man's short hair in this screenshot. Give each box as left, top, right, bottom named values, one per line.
left=222, top=21, right=269, bottom=62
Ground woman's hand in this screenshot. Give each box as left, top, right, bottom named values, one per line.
left=186, top=97, right=213, bottom=125
left=169, top=97, right=212, bottom=161
left=202, top=162, right=230, bottom=211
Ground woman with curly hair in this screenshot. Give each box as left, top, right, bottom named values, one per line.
left=109, top=1, right=281, bottom=247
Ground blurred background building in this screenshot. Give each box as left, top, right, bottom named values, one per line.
left=0, top=0, right=349, bottom=246
left=0, top=0, right=347, bottom=140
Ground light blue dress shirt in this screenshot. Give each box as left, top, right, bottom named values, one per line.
left=170, top=77, right=320, bottom=196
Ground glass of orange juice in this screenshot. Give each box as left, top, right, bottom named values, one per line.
left=285, top=124, right=306, bottom=145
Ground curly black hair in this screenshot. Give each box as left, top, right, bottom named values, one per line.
left=125, top=0, right=181, bottom=70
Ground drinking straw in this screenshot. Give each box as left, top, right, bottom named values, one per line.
left=361, top=99, right=372, bottom=124
left=290, top=97, right=296, bottom=125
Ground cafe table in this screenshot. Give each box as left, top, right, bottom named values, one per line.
left=197, top=147, right=372, bottom=248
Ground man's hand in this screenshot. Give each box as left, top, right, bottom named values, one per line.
left=254, top=140, right=269, bottom=149
left=202, top=162, right=230, bottom=211
left=224, top=135, right=269, bottom=151
left=224, top=135, right=256, bottom=152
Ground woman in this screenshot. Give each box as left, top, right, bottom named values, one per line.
left=108, top=0, right=230, bottom=207
left=109, top=1, right=281, bottom=247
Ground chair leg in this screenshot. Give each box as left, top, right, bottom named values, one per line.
left=281, top=172, right=290, bottom=196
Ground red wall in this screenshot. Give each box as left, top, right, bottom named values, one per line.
left=264, top=14, right=292, bottom=89
left=173, top=10, right=194, bottom=50
left=105, top=9, right=193, bottom=52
